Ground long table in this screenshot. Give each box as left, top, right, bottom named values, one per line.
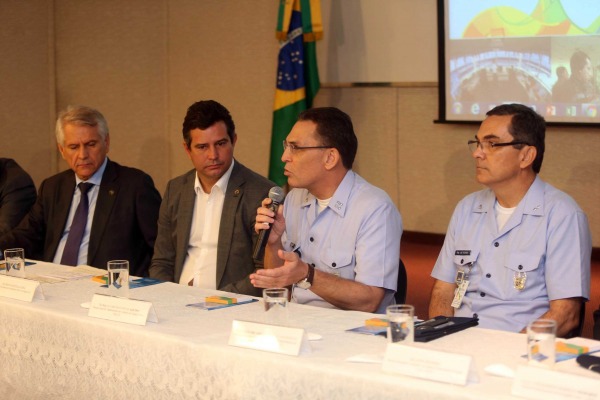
left=0, top=262, right=598, bottom=399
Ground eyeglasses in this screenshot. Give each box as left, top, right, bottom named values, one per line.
left=467, top=140, right=529, bottom=153
left=282, top=140, right=330, bottom=154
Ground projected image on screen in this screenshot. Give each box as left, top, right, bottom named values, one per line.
left=442, top=0, right=600, bottom=123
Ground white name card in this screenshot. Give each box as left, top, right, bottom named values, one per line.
left=382, top=343, right=474, bottom=386
left=0, top=275, right=45, bottom=302
left=88, top=294, right=158, bottom=326
left=228, top=320, right=307, bottom=356
left=512, top=365, right=600, bottom=400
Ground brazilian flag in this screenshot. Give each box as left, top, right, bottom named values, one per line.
left=269, top=0, right=323, bottom=187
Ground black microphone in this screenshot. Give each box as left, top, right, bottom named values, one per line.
left=253, top=186, right=285, bottom=262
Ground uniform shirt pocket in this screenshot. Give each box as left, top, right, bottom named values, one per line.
left=505, top=254, right=541, bottom=273
left=453, top=251, right=479, bottom=268
left=320, top=249, right=354, bottom=279
left=503, top=253, right=545, bottom=296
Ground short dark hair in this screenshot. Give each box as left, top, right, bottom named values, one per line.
left=570, top=50, right=590, bottom=75
left=297, top=107, right=358, bottom=169
left=486, top=103, right=545, bottom=173
left=182, top=100, right=235, bottom=147
left=556, top=65, right=568, bottom=78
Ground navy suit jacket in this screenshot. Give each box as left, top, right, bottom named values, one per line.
left=149, top=161, right=274, bottom=295
left=0, top=159, right=161, bottom=276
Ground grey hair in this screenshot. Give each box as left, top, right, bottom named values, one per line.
left=55, top=105, right=109, bottom=145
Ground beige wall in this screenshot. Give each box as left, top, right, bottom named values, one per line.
left=0, top=0, right=56, bottom=181
left=1, top=0, right=598, bottom=246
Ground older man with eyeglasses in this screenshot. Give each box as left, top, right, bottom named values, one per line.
left=429, top=103, right=591, bottom=337
left=251, top=107, right=403, bottom=313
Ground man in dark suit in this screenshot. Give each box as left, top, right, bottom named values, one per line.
left=149, top=100, right=274, bottom=296
left=0, top=106, right=161, bottom=277
left=0, top=158, right=37, bottom=237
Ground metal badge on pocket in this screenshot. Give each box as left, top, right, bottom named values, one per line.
left=513, top=271, right=527, bottom=290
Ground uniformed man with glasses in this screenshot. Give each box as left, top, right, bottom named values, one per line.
left=251, top=107, right=402, bottom=313
left=429, top=103, right=591, bottom=337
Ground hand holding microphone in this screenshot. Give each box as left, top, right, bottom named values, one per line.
left=253, top=186, right=285, bottom=262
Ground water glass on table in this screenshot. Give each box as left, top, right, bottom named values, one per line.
left=527, top=318, right=556, bottom=367
left=3, top=248, right=26, bottom=278
left=107, top=260, right=129, bottom=298
left=263, top=288, right=289, bottom=325
left=386, top=304, right=414, bottom=343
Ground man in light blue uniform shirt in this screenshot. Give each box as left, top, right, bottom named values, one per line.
left=251, top=107, right=402, bottom=313
left=429, top=103, right=591, bottom=337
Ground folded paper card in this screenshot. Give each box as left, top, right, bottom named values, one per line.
left=512, top=365, right=600, bottom=399
left=383, top=343, right=477, bottom=386
left=88, top=294, right=158, bottom=325
left=228, top=320, right=308, bottom=356
left=0, top=275, right=45, bottom=302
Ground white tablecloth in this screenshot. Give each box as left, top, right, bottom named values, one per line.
left=0, top=262, right=598, bottom=399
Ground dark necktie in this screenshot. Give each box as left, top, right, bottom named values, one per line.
left=61, top=182, right=93, bottom=266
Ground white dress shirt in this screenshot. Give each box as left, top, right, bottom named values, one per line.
left=179, top=161, right=234, bottom=288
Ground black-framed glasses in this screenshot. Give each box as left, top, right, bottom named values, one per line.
left=282, top=140, right=330, bottom=154
left=467, top=140, right=529, bottom=153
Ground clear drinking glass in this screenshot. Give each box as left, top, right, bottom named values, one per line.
left=4, top=248, right=26, bottom=277
left=527, top=319, right=556, bottom=368
left=386, top=304, right=415, bottom=343
left=263, top=288, right=289, bottom=325
left=107, top=260, right=129, bottom=298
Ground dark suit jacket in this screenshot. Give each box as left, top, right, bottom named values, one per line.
left=0, top=159, right=161, bottom=276
left=0, top=158, right=37, bottom=237
left=149, top=161, right=274, bottom=296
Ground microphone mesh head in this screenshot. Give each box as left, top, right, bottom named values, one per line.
left=268, top=186, right=285, bottom=203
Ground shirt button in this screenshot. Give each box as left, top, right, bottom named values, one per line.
left=494, top=242, right=499, bottom=247
left=332, top=262, right=336, bottom=267
left=460, top=259, right=464, bottom=264
left=309, top=237, right=314, bottom=242
left=518, top=265, right=523, bottom=270
left=486, top=273, right=491, bottom=278
left=480, top=292, right=486, bottom=297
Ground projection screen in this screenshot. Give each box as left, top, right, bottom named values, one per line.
left=438, top=0, right=600, bottom=124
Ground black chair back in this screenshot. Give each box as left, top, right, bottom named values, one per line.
left=593, top=306, right=600, bottom=340
left=394, top=258, right=408, bottom=304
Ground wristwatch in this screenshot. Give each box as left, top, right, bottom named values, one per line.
left=296, top=264, right=315, bottom=289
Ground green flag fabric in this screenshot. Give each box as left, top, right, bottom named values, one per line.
left=269, top=0, right=323, bottom=187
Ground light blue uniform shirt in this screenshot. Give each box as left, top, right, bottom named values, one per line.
left=431, top=176, right=591, bottom=332
left=282, top=170, right=403, bottom=314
